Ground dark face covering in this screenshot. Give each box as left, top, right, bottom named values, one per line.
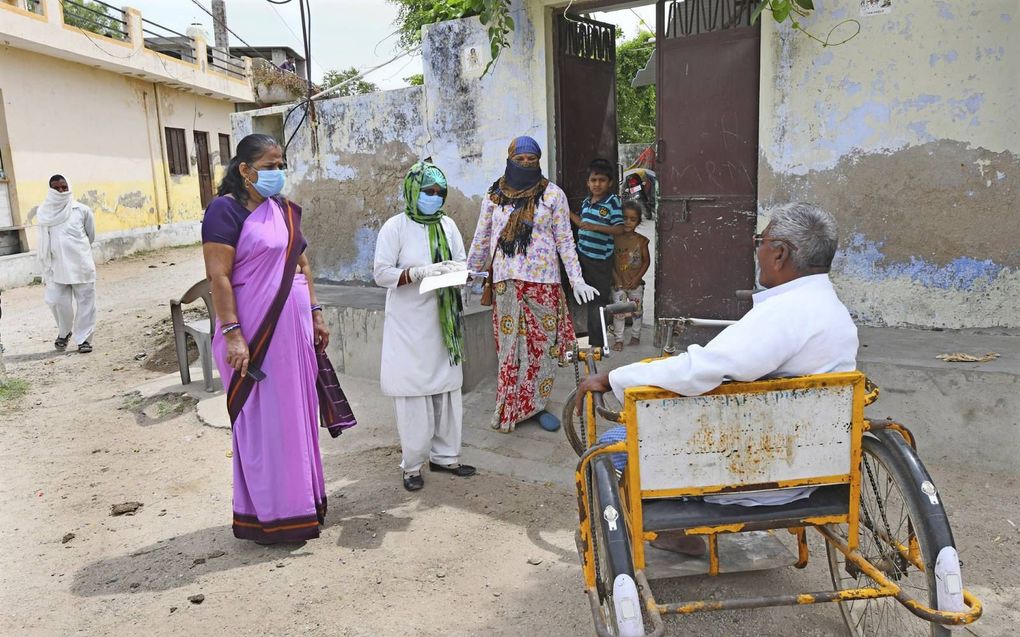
left=503, top=158, right=543, bottom=191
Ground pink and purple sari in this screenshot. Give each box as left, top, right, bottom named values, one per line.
left=204, top=195, right=327, bottom=542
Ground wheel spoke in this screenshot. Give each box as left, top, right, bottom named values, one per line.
left=828, top=442, right=942, bottom=637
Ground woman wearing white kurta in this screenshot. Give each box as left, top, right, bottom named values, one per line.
left=374, top=161, right=476, bottom=491
left=36, top=175, right=98, bottom=353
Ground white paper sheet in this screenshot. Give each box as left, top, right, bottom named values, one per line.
left=419, top=269, right=470, bottom=294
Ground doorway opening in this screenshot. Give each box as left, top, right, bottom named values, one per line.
left=551, top=0, right=760, bottom=338
left=193, top=131, right=214, bottom=210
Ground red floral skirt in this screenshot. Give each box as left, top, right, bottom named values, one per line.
left=491, top=280, right=575, bottom=432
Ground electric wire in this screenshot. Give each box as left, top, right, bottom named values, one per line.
left=266, top=2, right=326, bottom=75
left=188, top=0, right=258, bottom=49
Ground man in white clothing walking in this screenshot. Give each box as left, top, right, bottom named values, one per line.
left=36, top=175, right=97, bottom=353
left=577, top=202, right=859, bottom=555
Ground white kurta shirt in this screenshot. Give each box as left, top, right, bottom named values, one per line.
left=609, top=274, right=859, bottom=506
left=374, top=214, right=467, bottom=397
left=39, top=203, right=96, bottom=285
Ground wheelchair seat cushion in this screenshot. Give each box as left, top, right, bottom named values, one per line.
left=642, top=484, right=850, bottom=533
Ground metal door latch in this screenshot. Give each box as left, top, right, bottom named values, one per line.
left=680, top=196, right=715, bottom=222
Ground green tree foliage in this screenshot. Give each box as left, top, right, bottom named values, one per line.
left=752, top=0, right=859, bottom=46
left=61, top=0, right=126, bottom=41
left=404, top=73, right=425, bottom=86
left=616, top=31, right=656, bottom=144
left=388, top=0, right=513, bottom=72
left=321, top=68, right=380, bottom=97
left=388, top=0, right=848, bottom=83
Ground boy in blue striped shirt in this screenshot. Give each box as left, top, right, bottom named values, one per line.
left=570, top=158, right=625, bottom=347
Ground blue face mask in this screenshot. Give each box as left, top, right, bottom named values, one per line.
left=417, top=192, right=445, bottom=216
left=252, top=169, right=286, bottom=198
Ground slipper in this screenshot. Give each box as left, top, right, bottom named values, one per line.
left=78, top=341, right=93, bottom=354
left=535, top=410, right=561, bottom=432
left=403, top=472, right=424, bottom=491
left=54, top=333, right=71, bottom=350
left=428, top=461, right=476, bottom=477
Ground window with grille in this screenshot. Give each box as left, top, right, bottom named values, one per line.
left=218, top=134, right=231, bottom=166
left=165, top=127, right=189, bottom=176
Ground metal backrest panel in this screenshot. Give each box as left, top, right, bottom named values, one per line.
left=628, top=373, right=864, bottom=497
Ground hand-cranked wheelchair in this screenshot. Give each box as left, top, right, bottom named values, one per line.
left=562, top=305, right=983, bottom=636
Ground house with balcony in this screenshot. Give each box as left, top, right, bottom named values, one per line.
left=0, top=0, right=254, bottom=288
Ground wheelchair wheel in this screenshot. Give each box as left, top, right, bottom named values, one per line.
left=826, top=434, right=955, bottom=637
left=563, top=387, right=587, bottom=457
left=590, top=455, right=644, bottom=636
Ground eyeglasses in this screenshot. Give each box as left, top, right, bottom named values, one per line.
left=753, top=233, right=798, bottom=251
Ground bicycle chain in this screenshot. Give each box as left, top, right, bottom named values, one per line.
left=862, top=456, right=905, bottom=579
left=573, top=342, right=583, bottom=449
left=572, top=342, right=608, bottom=598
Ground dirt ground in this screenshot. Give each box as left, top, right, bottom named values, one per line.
left=0, top=245, right=1016, bottom=636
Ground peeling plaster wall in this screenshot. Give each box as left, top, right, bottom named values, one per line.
left=230, top=1, right=550, bottom=284
left=760, top=0, right=1019, bottom=327
left=0, top=47, right=234, bottom=252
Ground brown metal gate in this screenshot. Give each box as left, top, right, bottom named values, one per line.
left=194, top=131, right=214, bottom=209
left=554, top=13, right=619, bottom=215
left=655, top=0, right=760, bottom=323
left=553, top=13, right=619, bottom=335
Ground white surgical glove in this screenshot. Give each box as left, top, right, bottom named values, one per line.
left=572, top=281, right=600, bottom=305
left=436, top=260, right=467, bottom=273
left=408, top=264, right=443, bottom=282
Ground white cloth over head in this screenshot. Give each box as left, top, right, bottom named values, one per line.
left=36, top=186, right=96, bottom=285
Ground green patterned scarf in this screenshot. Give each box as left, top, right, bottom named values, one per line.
left=403, top=161, right=464, bottom=366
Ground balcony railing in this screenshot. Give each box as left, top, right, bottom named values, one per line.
left=208, top=49, right=247, bottom=80
left=141, top=16, right=196, bottom=63
left=60, top=0, right=128, bottom=41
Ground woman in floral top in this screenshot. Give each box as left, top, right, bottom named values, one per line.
left=467, top=136, right=598, bottom=433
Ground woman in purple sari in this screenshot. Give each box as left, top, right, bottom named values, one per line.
left=201, top=134, right=330, bottom=543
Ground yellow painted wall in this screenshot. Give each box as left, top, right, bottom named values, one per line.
left=0, top=47, right=236, bottom=248
left=155, top=84, right=235, bottom=225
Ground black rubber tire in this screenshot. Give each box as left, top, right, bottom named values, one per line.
left=590, top=455, right=637, bottom=635
left=563, top=387, right=587, bottom=457
left=826, top=434, right=954, bottom=637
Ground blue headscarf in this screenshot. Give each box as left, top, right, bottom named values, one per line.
left=508, top=136, right=542, bottom=158
left=490, top=136, right=549, bottom=257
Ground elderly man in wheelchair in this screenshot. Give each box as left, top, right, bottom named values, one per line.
left=573, top=203, right=980, bottom=636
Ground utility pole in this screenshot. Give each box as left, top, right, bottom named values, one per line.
left=211, top=0, right=229, bottom=50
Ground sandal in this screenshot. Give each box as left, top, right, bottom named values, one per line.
left=535, top=410, right=561, bottom=432
left=403, top=471, right=424, bottom=491
left=428, top=461, right=476, bottom=477
left=78, top=341, right=93, bottom=354
left=54, top=333, right=71, bottom=350
left=612, top=341, right=624, bottom=352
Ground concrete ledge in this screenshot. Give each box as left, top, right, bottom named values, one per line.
left=317, top=284, right=497, bottom=393
left=0, top=251, right=40, bottom=291
left=91, top=221, right=202, bottom=264
left=0, top=221, right=201, bottom=290
left=857, top=326, right=1019, bottom=473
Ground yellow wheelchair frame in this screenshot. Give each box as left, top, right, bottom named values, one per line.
left=573, top=370, right=984, bottom=636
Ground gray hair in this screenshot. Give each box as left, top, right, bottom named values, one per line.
left=764, top=203, right=839, bottom=272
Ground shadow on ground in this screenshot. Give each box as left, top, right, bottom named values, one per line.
left=70, top=446, right=578, bottom=597
left=69, top=525, right=311, bottom=596
left=3, top=349, right=70, bottom=364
